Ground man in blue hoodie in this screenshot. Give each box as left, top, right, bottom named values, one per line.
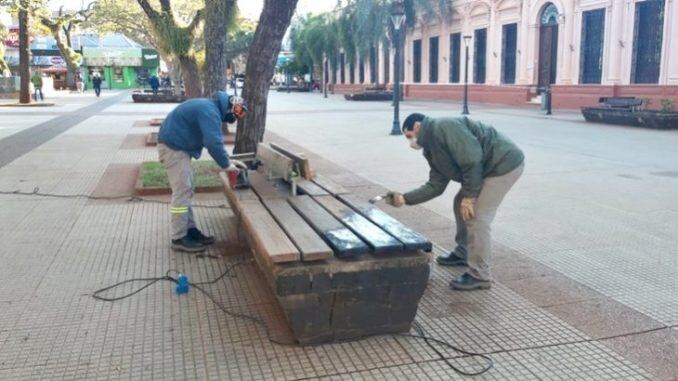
left=158, top=91, right=247, bottom=252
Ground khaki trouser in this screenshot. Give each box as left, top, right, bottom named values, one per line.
left=158, top=144, right=196, bottom=240
left=452, top=163, right=524, bottom=281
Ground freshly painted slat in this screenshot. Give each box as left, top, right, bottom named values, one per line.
left=339, top=194, right=432, bottom=252
left=288, top=195, right=368, bottom=258
left=314, top=195, right=403, bottom=254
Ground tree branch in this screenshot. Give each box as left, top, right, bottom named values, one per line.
left=159, top=0, right=173, bottom=16
left=136, top=0, right=160, bottom=20
left=187, top=8, right=204, bottom=34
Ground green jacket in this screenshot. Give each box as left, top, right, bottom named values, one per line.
left=31, top=74, right=43, bottom=88
left=404, top=116, right=524, bottom=205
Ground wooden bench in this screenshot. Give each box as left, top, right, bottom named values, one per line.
left=598, top=97, right=643, bottom=111
left=220, top=143, right=432, bottom=344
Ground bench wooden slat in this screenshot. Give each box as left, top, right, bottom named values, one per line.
left=263, top=199, right=332, bottom=262
left=239, top=199, right=301, bottom=264
left=297, top=179, right=329, bottom=196
left=314, top=195, right=403, bottom=254
left=288, top=195, right=369, bottom=258
left=312, top=174, right=349, bottom=195
left=339, top=194, right=433, bottom=252
left=270, top=143, right=313, bottom=180
left=249, top=171, right=288, bottom=199
left=219, top=172, right=259, bottom=217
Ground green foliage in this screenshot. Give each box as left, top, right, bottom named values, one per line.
left=660, top=99, right=673, bottom=113
left=0, top=23, right=8, bottom=73
left=290, top=0, right=451, bottom=69
left=140, top=160, right=221, bottom=188
left=280, top=58, right=309, bottom=77
left=226, top=18, right=256, bottom=61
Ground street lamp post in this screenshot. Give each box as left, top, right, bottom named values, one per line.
left=462, top=35, right=472, bottom=115
left=390, top=0, right=406, bottom=136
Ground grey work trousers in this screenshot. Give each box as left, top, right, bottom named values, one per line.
left=452, top=163, right=524, bottom=281
left=158, top=143, right=196, bottom=240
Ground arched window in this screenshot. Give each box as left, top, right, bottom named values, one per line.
left=541, top=4, right=559, bottom=26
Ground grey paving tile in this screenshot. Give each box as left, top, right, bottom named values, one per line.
left=508, top=341, right=653, bottom=380
left=599, top=328, right=678, bottom=381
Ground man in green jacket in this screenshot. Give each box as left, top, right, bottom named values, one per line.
left=31, top=71, right=44, bottom=101
left=387, top=113, right=524, bottom=290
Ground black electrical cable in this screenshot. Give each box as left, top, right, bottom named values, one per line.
left=4, top=186, right=494, bottom=375
left=91, top=261, right=494, bottom=376
left=0, top=187, right=227, bottom=209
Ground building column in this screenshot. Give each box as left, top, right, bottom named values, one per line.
left=662, top=0, right=677, bottom=85
left=486, top=3, right=500, bottom=85
left=558, top=1, right=576, bottom=85
left=517, top=2, right=532, bottom=85
left=441, top=19, right=450, bottom=83
left=605, top=1, right=625, bottom=84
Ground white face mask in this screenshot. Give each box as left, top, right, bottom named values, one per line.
left=409, top=137, right=422, bottom=150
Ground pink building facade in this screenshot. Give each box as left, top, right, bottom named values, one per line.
left=333, top=0, right=678, bottom=109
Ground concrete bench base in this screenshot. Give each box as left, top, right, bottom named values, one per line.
left=261, top=250, right=430, bottom=345
left=344, top=91, right=393, bottom=101
left=132, top=93, right=186, bottom=103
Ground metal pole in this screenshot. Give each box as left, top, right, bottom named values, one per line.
left=390, top=28, right=402, bottom=136
left=462, top=44, right=470, bottom=115
left=546, top=86, right=552, bottom=115
left=323, top=58, right=328, bottom=98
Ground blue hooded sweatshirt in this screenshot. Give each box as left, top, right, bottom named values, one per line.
left=158, top=91, right=236, bottom=168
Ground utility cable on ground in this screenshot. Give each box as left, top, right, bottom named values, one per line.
left=3, top=187, right=494, bottom=375
left=91, top=260, right=494, bottom=376
left=0, top=187, right=227, bottom=209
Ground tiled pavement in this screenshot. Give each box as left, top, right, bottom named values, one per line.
left=0, top=92, right=674, bottom=380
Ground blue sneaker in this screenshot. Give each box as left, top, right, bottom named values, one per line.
left=436, top=252, right=468, bottom=267
left=449, top=272, right=491, bottom=291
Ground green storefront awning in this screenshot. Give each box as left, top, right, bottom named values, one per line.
left=142, top=49, right=159, bottom=68
left=83, top=47, right=142, bottom=67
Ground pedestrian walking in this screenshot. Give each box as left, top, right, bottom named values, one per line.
left=31, top=71, right=44, bottom=101
left=75, top=72, right=84, bottom=93
left=92, top=72, right=102, bottom=97
left=157, top=91, right=248, bottom=252
left=386, top=113, right=525, bottom=291
left=148, top=74, right=160, bottom=96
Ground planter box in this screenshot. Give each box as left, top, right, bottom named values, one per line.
left=134, top=161, right=222, bottom=195
left=345, top=91, right=393, bottom=101
left=581, top=108, right=678, bottom=130
left=276, top=86, right=310, bottom=93
left=132, top=93, right=186, bottom=103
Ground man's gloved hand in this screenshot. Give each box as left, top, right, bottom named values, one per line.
left=460, top=197, right=476, bottom=221
left=385, top=191, right=406, bottom=208
left=230, top=159, right=248, bottom=170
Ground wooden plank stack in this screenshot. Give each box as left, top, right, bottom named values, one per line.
left=222, top=143, right=432, bottom=265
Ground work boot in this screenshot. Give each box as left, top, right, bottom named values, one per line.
left=436, top=252, right=468, bottom=267
left=187, top=227, right=215, bottom=246
left=449, top=272, right=491, bottom=291
left=171, top=236, right=206, bottom=253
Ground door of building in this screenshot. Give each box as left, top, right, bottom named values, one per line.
left=537, top=3, right=559, bottom=91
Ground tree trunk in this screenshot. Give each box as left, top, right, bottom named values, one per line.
left=178, top=55, right=202, bottom=98
left=18, top=4, right=31, bottom=104
left=203, top=0, right=235, bottom=97
left=234, top=0, right=299, bottom=154
left=166, top=57, right=182, bottom=96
